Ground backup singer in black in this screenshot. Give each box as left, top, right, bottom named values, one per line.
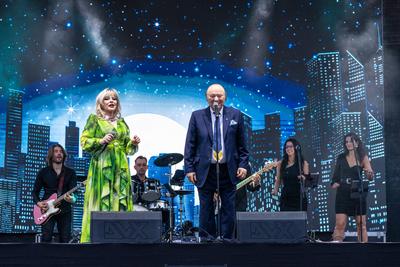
left=272, top=138, right=309, bottom=211
left=331, top=133, right=373, bottom=243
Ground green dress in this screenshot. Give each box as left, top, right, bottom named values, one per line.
left=80, top=114, right=138, bottom=243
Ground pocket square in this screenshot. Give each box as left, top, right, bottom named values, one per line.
left=230, top=119, right=238, bottom=126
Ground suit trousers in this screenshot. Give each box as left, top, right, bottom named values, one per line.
left=198, top=163, right=236, bottom=239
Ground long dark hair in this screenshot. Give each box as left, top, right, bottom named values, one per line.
left=46, top=144, right=67, bottom=166
left=343, top=132, right=366, bottom=161
left=280, top=138, right=305, bottom=177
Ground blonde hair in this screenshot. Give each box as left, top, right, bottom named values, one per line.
left=95, top=88, right=122, bottom=119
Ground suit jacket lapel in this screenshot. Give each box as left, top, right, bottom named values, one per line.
left=202, top=108, right=213, bottom=143
left=223, top=106, right=229, bottom=141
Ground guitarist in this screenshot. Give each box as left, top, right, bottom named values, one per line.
left=32, top=144, right=77, bottom=243
left=236, top=171, right=261, bottom=212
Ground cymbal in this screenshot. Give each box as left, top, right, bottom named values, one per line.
left=174, top=189, right=193, bottom=195
left=154, top=153, right=183, bottom=167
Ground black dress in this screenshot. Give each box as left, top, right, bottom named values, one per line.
left=331, top=153, right=367, bottom=216
left=280, top=162, right=307, bottom=211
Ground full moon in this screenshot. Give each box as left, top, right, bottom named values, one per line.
left=124, top=113, right=187, bottom=175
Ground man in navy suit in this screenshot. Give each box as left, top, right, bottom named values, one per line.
left=184, top=83, right=249, bottom=239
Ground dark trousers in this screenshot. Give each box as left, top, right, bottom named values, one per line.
left=41, top=211, right=72, bottom=243
left=198, top=163, right=235, bottom=239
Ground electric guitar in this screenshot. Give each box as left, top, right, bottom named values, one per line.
left=214, top=162, right=278, bottom=215
left=236, top=161, right=278, bottom=190
left=33, top=181, right=86, bottom=225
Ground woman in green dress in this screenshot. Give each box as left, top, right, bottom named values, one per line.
left=80, top=88, right=140, bottom=242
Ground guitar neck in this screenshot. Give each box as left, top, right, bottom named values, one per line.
left=53, top=183, right=81, bottom=205
left=236, top=169, right=263, bottom=191
left=236, top=163, right=277, bottom=191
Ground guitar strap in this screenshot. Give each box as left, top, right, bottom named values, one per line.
left=57, top=170, right=65, bottom=196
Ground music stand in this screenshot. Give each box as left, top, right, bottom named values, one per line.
left=305, top=172, right=320, bottom=188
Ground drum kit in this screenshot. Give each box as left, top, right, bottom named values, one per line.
left=132, top=153, right=194, bottom=242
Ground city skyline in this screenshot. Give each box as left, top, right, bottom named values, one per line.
left=0, top=0, right=386, bottom=233
left=0, top=40, right=386, bottom=232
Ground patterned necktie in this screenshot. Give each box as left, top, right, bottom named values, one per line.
left=212, top=114, right=223, bottom=162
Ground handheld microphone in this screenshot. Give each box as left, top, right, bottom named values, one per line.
left=213, top=101, right=220, bottom=116
left=295, top=144, right=301, bottom=150
left=99, top=130, right=117, bottom=154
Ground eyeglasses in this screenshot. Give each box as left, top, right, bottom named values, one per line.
left=285, top=145, right=294, bottom=149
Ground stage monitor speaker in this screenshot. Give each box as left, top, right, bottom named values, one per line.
left=91, top=211, right=162, bottom=243
left=237, top=211, right=307, bottom=243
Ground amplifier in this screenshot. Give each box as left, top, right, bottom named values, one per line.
left=91, top=211, right=162, bottom=243
left=237, top=211, right=307, bottom=243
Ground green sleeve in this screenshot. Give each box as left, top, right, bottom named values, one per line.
left=81, top=114, right=103, bottom=154
left=121, top=118, right=138, bottom=155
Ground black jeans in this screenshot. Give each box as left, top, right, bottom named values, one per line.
left=41, top=211, right=72, bottom=243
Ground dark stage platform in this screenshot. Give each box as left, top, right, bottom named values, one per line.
left=0, top=242, right=399, bottom=267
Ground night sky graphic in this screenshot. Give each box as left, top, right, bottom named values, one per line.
left=0, top=0, right=386, bottom=233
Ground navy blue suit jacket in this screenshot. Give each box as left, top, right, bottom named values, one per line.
left=184, top=106, right=250, bottom=188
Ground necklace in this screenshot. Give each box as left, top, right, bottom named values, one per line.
left=104, top=115, right=118, bottom=122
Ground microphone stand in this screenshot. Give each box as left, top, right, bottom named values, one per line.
left=352, top=138, right=365, bottom=243
left=214, top=104, right=222, bottom=241
left=296, top=146, right=305, bottom=212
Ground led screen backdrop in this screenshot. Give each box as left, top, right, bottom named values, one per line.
left=0, top=0, right=385, bottom=233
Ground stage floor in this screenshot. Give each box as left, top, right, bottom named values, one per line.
left=0, top=242, right=399, bottom=267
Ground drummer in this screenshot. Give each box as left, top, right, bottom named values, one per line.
left=131, top=156, right=158, bottom=205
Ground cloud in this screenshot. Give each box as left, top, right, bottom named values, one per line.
left=77, top=1, right=110, bottom=63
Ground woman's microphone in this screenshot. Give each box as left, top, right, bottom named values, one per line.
left=99, top=130, right=117, bottom=154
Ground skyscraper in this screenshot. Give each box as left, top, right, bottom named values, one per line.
left=306, top=52, right=343, bottom=162
left=329, top=112, right=362, bottom=159
left=247, top=169, right=278, bottom=212
left=368, top=112, right=384, bottom=160
left=242, top=112, right=253, bottom=164
left=4, top=89, right=24, bottom=181
left=366, top=23, right=384, bottom=125
left=367, top=111, right=386, bottom=231
left=65, top=121, right=79, bottom=167
left=343, top=50, right=368, bottom=143
left=248, top=112, right=281, bottom=213
left=293, top=106, right=312, bottom=166
left=251, top=112, right=281, bottom=167
left=72, top=184, right=85, bottom=231
left=0, top=178, right=17, bottom=232
left=308, top=159, right=335, bottom=231
left=2, top=89, right=23, bottom=232
left=16, top=124, right=50, bottom=232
